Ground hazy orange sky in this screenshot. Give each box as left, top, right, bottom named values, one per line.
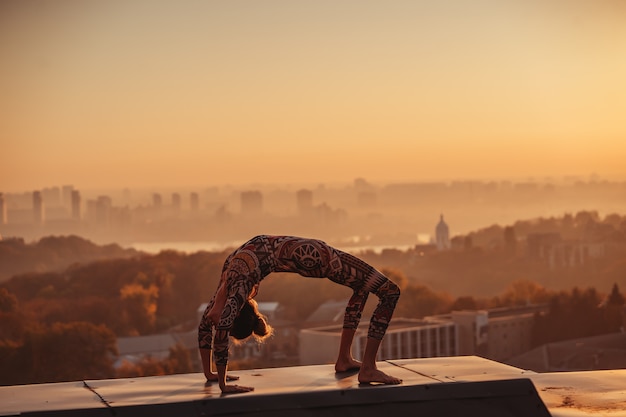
left=2, top=0, right=625, bottom=192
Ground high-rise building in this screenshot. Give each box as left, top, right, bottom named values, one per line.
left=42, top=187, right=61, bottom=207
left=172, top=193, right=181, bottom=212
left=357, top=191, right=377, bottom=208
left=33, top=191, right=44, bottom=225
left=296, top=189, right=313, bottom=215
left=436, top=214, right=450, bottom=250
left=241, top=190, right=263, bottom=215
left=62, top=185, right=74, bottom=208
left=190, top=192, right=199, bottom=212
left=95, top=196, right=112, bottom=226
left=71, top=190, right=81, bottom=220
left=0, top=193, right=6, bottom=225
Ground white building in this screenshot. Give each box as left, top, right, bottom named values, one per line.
left=300, top=318, right=458, bottom=365
left=435, top=214, right=450, bottom=250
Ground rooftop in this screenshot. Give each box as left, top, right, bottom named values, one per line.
left=1, top=356, right=625, bottom=417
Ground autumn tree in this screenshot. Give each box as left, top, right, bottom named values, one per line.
left=119, top=277, right=159, bottom=336
left=600, top=283, right=625, bottom=332
left=19, top=321, right=117, bottom=384
left=531, top=286, right=617, bottom=348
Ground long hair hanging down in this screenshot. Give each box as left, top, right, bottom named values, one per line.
left=231, top=299, right=273, bottom=343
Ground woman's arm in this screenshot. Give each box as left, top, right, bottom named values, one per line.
left=200, top=346, right=240, bottom=383
left=213, top=329, right=254, bottom=394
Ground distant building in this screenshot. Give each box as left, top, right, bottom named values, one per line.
left=172, top=193, right=181, bottom=211
left=435, top=214, right=450, bottom=250
left=0, top=193, right=6, bottom=225
left=152, top=193, right=162, bottom=208
left=526, top=233, right=605, bottom=269
left=296, top=189, right=313, bottom=216
left=62, top=185, right=74, bottom=208
left=41, top=187, right=61, bottom=207
left=152, top=193, right=163, bottom=220
left=300, top=318, right=458, bottom=365
left=95, top=196, right=112, bottom=226
left=303, top=300, right=346, bottom=327
left=241, top=191, right=263, bottom=216
left=172, top=193, right=181, bottom=214
left=33, top=191, right=44, bottom=225
left=115, top=331, right=199, bottom=370
left=508, top=332, right=626, bottom=372
left=71, top=190, right=81, bottom=220
left=190, top=192, right=199, bottom=212
left=300, top=304, right=549, bottom=366
left=356, top=191, right=377, bottom=208
left=448, top=310, right=489, bottom=356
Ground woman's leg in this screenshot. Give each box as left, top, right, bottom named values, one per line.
left=329, top=252, right=402, bottom=382
left=335, top=289, right=368, bottom=371
left=359, top=279, right=401, bottom=384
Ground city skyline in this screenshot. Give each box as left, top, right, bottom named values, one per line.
left=2, top=0, right=626, bottom=192
left=2, top=178, right=624, bottom=254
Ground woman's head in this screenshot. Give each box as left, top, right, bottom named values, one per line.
left=231, top=299, right=273, bottom=342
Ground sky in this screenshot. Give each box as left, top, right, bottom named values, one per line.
left=1, top=0, right=625, bottom=192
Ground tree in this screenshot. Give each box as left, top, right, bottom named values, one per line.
left=164, top=344, right=193, bottom=374
left=119, top=280, right=159, bottom=335
left=0, top=287, right=17, bottom=313
left=22, top=321, right=118, bottom=384
left=396, top=284, right=452, bottom=318
left=500, top=280, right=549, bottom=306
left=601, top=283, right=625, bottom=332
left=450, top=296, right=478, bottom=311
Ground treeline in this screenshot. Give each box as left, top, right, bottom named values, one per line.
left=0, top=250, right=623, bottom=385
left=0, top=249, right=228, bottom=385
left=0, top=235, right=139, bottom=282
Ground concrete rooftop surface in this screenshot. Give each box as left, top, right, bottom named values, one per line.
left=1, top=356, right=625, bottom=417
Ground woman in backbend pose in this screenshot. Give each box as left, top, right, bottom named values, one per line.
left=198, top=235, right=402, bottom=394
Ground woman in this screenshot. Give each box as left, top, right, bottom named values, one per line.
left=198, top=235, right=402, bottom=394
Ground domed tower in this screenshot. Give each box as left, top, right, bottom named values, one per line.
left=436, top=214, right=450, bottom=250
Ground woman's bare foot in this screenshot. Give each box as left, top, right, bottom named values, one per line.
left=358, top=368, right=402, bottom=385
left=206, top=373, right=239, bottom=382
left=335, top=357, right=362, bottom=373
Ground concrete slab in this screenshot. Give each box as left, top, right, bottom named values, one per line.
left=531, top=369, right=626, bottom=417
left=1, top=356, right=624, bottom=417
left=389, top=355, right=534, bottom=382
left=0, top=380, right=104, bottom=414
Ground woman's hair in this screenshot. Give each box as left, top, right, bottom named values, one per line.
left=231, top=299, right=273, bottom=343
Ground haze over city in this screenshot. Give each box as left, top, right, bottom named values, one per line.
left=2, top=0, right=626, bottom=193
left=2, top=4, right=626, bottom=411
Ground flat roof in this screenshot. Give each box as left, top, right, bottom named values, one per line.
left=1, top=356, right=624, bottom=416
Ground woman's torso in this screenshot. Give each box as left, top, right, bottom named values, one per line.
left=223, top=235, right=342, bottom=283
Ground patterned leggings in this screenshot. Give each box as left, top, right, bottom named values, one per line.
left=330, top=251, right=400, bottom=340
left=198, top=245, right=401, bottom=366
